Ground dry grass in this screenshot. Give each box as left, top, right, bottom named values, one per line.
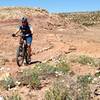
left=0, top=74, right=15, bottom=90
left=58, top=11, right=100, bottom=26
left=0, top=7, right=48, bottom=21
left=59, top=54, right=100, bottom=67
left=4, top=92, right=21, bottom=100
left=44, top=74, right=93, bottom=100
left=0, top=7, right=100, bottom=27
left=16, top=68, right=41, bottom=89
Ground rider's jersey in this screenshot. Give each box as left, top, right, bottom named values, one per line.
left=20, top=25, right=32, bottom=36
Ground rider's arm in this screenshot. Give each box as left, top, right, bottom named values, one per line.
left=30, top=27, right=33, bottom=34
left=29, top=25, right=33, bottom=34
left=15, top=29, right=21, bottom=35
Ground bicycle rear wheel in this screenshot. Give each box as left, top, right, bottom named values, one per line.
left=16, top=46, right=24, bottom=66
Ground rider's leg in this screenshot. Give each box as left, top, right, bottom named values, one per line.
left=26, top=36, right=32, bottom=57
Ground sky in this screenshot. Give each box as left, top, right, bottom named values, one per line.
left=0, top=0, right=100, bottom=13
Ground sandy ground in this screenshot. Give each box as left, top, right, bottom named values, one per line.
left=0, top=22, right=100, bottom=70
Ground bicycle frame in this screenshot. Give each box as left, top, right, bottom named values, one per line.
left=16, top=34, right=30, bottom=66
left=13, top=34, right=30, bottom=66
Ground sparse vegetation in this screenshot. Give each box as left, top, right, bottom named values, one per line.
left=0, top=54, right=99, bottom=100
left=17, top=69, right=41, bottom=89
left=77, top=55, right=100, bottom=67
left=34, top=61, right=70, bottom=77
left=58, top=11, right=100, bottom=26
left=44, top=76, right=76, bottom=100
left=0, top=7, right=100, bottom=27
left=44, top=75, right=93, bottom=100
left=0, top=74, right=15, bottom=90
left=34, top=63, right=57, bottom=76
left=77, top=75, right=93, bottom=100
left=16, top=61, right=70, bottom=89
left=55, top=59, right=70, bottom=74
left=0, top=7, right=48, bottom=21
left=77, top=75, right=93, bottom=86
left=4, top=92, right=21, bottom=100
left=63, top=54, right=100, bottom=67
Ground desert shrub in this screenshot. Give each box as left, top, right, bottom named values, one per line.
left=77, top=75, right=93, bottom=100
left=55, top=54, right=100, bottom=67
left=55, top=59, right=70, bottom=74
left=77, top=55, right=100, bottom=67
left=34, top=61, right=70, bottom=77
left=34, top=63, right=57, bottom=75
left=44, top=77, right=75, bottom=100
left=17, top=69, right=40, bottom=89
left=0, top=75, right=15, bottom=90
left=45, top=84, right=72, bottom=100
left=60, top=54, right=78, bottom=63
left=58, top=11, right=100, bottom=26
left=17, top=61, right=70, bottom=89
left=44, top=75, right=93, bottom=100
left=34, top=7, right=48, bottom=13
left=77, top=75, right=93, bottom=87
left=4, top=92, right=21, bottom=100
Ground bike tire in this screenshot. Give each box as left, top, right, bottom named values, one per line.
left=25, top=47, right=31, bottom=64
left=16, top=46, right=24, bottom=66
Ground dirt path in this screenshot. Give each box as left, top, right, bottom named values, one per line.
left=0, top=23, right=100, bottom=75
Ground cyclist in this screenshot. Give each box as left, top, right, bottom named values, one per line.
left=12, top=17, right=33, bottom=60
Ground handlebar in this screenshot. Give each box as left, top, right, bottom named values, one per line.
left=12, top=34, right=16, bottom=37
left=12, top=34, right=26, bottom=38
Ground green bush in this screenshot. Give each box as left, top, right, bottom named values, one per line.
left=17, top=69, right=40, bottom=89
left=77, top=75, right=93, bottom=87
left=55, top=60, right=70, bottom=74
left=4, top=93, right=21, bottom=100
left=77, top=55, right=100, bottom=67
left=45, top=79, right=73, bottom=100
left=34, top=63, right=57, bottom=75
left=63, top=54, right=100, bottom=67
left=77, top=75, right=93, bottom=100
left=34, top=61, right=70, bottom=77
left=17, top=61, right=70, bottom=89
left=0, top=75, right=15, bottom=90
left=44, top=75, right=93, bottom=100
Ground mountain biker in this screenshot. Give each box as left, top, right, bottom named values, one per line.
left=12, top=17, right=33, bottom=59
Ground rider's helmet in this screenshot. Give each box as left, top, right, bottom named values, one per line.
left=21, top=17, right=27, bottom=23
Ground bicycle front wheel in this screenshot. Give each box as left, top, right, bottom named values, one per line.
left=25, top=47, right=31, bottom=64
left=16, top=46, right=24, bottom=66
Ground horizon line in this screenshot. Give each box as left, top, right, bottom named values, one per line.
left=0, top=6, right=100, bottom=13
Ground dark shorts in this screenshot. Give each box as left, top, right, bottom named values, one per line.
left=26, top=35, right=32, bottom=45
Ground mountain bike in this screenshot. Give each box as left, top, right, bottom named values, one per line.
left=12, top=34, right=31, bottom=66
